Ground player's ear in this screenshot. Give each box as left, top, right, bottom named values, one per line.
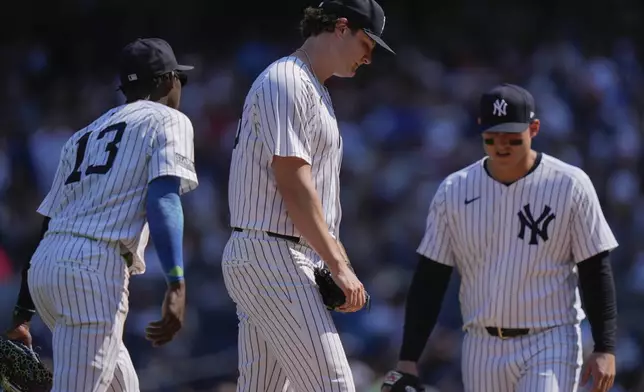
left=335, top=18, right=349, bottom=37
left=157, top=74, right=175, bottom=96
left=529, top=119, right=540, bottom=137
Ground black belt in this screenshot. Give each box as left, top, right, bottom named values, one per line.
left=232, top=227, right=301, bottom=244
left=485, top=327, right=530, bottom=339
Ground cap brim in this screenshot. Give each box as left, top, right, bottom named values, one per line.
left=175, top=64, right=194, bottom=71
left=364, top=30, right=395, bottom=54
left=481, top=122, right=529, bottom=133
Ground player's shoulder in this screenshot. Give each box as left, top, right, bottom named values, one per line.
left=540, top=153, right=592, bottom=184
left=440, top=159, right=486, bottom=189
left=126, top=101, right=192, bottom=125
left=252, top=56, right=313, bottom=92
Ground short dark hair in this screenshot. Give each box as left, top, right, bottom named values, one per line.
left=120, top=72, right=173, bottom=101
left=299, top=6, right=360, bottom=39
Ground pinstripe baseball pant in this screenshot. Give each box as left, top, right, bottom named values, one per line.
left=462, top=324, right=583, bottom=392
left=221, top=229, right=355, bottom=392
left=28, top=233, right=139, bottom=392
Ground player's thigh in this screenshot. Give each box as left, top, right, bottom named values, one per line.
left=50, top=319, right=125, bottom=392
left=257, top=288, right=354, bottom=392
left=107, top=343, right=140, bottom=392
left=517, top=325, right=582, bottom=392
left=223, top=260, right=354, bottom=392
left=27, top=257, right=59, bottom=330
left=49, top=266, right=129, bottom=391
left=234, top=308, right=289, bottom=392
left=462, top=330, right=519, bottom=392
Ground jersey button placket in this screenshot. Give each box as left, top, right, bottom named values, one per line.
left=489, top=183, right=508, bottom=327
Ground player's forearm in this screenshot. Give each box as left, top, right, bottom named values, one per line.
left=272, top=159, right=345, bottom=272
left=399, top=255, right=453, bottom=362
left=577, top=251, right=617, bottom=354
left=146, top=176, right=185, bottom=284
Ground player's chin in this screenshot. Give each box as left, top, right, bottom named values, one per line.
left=335, top=65, right=359, bottom=78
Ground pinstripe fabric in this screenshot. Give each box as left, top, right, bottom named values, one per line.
left=416, top=153, right=617, bottom=392
left=462, top=324, right=582, bottom=392
left=417, top=154, right=618, bottom=329
left=38, top=100, right=198, bottom=275
left=26, top=100, right=199, bottom=391
left=28, top=233, right=138, bottom=392
left=221, top=230, right=355, bottom=392
left=228, top=56, right=343, bottom=238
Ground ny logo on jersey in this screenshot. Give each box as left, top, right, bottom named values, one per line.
left=517, top=203, right=556, bottom=245
left=492, top=99, right=508, bottom=116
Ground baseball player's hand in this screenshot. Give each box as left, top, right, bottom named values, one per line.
left=4, top=321, right=32, bottom=349
left=381, top=361, right=424, bottom=392
left=581, top=352, right=615, bottom=392
left=331, top=265, right=365, bottom=312
left=146, top=281, right=186, bottom=347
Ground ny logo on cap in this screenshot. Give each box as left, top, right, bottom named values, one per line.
left=381, top=15, right=386, bottom=35
left=492, top=99, right=507, bottom=117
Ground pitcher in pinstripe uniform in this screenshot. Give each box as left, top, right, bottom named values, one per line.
left=382, top=84, right=618, bottom=392
left=222, top=1, right=393, bottom=391
left=4, top=38, right=198, bottom=392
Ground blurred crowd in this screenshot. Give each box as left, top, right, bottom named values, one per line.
left=1, top=1, right=644, bottom=391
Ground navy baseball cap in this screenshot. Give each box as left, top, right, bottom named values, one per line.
left=119, top=38, right=193, bottom=86
left=318, top=0, right=395, bottom=54
left=479, top=83, right=536, bottom=133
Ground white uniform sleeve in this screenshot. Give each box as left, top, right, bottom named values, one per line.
left=37, top=143, right=71, bottom=218
left=148, top=111, right=199, bottom=195
left=570, top=171, right=618, bottom=262
left=254, top=65, right=312, bottom=164
left=416, top=181, right=456, bottom=266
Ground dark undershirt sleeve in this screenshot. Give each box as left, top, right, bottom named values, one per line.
left=399, top=255, right=454, bottom=362
left=577, top=251, right=617, bottom=354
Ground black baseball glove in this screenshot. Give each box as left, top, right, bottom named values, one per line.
left=381, top=370, right=425, bottom=392
left=0, top=337, right=52, bottom=392
left=313, top=266, right=371, bottom=311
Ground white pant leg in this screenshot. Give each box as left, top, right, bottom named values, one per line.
left=222, top=232, right=355, bottom=392
left=233, top=307, right=291, bottom=392
left=28, top=234, right=139, bottom=392
left=516, top=324, right=583, bottom=392
left=107, top=344, right=140, bottom=392
left=462, top=328, right=521, bottom=392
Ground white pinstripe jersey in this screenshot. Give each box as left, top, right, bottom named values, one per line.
left=228, top=56, right=343, bottom=238
left=417, top=153, right=618, bottom=329
left=37, top=100, right=199, bottom=275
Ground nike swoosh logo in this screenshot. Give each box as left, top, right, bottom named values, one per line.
left=464, top=197, right=481, bottom=205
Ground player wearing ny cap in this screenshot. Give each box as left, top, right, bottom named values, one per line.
left=382, top=84, right=618, bottom=392
left=4, top=37, right=198, bottom=391
left=222, top=0, right=393, bottom=391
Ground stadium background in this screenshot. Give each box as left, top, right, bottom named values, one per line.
left=1, top=0, right=644, bottom=390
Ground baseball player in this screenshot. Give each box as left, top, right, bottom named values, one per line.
left=382, top=84, right=618, bottom=392
left=4, top=38, right=198, bottom=392
left=221, top=1, right=393, bottom=391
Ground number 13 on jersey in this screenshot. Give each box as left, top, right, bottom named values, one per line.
left=65, top=122, right=127, bottom=185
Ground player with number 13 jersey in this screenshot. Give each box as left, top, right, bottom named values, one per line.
left=7, top=38, right=199, bottom=392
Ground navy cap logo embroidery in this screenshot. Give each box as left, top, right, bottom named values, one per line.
left=493, top=99, right=507, bottom=116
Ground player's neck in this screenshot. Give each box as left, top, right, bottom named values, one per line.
left=487, top=150, right=538, bottom=184
left=124, top=96, right=167, bottom=105
left=295, top=38, right=334, bottom=84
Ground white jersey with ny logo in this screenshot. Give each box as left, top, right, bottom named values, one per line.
left=417, top=153, right=618, bottom=329
left=37, top=100, right=199, bottom=275
left=228, top=56, right=343, bottom=238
